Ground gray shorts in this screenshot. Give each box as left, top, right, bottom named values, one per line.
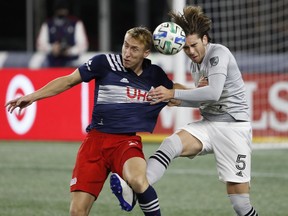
left=179, top=120, right=252, bottom=183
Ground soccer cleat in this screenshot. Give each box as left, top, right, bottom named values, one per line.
left=110, top=173, right=137, bottom=211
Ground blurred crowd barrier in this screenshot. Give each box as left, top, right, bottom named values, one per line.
left=1, top=52, right=288, bottom=144
left=1, top=51, right=288, bottom=72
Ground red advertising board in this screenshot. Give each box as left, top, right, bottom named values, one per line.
left=1, top=68, right=93, bottom=141
left=1, top=68, right=288, bottom=142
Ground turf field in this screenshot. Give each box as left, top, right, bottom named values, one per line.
left=0, top=141, right=287, bottom=216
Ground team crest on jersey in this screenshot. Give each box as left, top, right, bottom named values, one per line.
left=210, top=56, right=219, bottom=66
left=85, top=60, right=92, bottom=71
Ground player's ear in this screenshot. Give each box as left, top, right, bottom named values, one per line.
left=202, top=35, right=208, bottom=45
left=143, top=49, right=150, bottom=58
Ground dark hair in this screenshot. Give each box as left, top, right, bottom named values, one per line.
left=169, top=5, right=212, bottom=42
left=126, top=26, right=153, bottom=50
left=53, top=0, right=69, bottom=11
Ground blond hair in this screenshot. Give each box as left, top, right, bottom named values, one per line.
left=126, top=26, right=153, bottom=50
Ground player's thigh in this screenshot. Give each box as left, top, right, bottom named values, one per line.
left=177, top=121, right=213, bottom=157
left=110, top=136, right=144, bottom=178
left=123, top=156, right=147, bottom=179
left=121, top=146, right=146, bottom=180
left=213, top=122, right=252, bottom=183
left=71, top=130, right=109, bottom=197
left=123, top=156, right=149, bottom=193
left=176, top=129, right=203, bottom=157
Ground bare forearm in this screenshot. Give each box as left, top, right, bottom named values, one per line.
left=173, top=83, right=187, bottom=90
left=33, top=70, right=82, bottom=102
left=33, top=76, right=73, bottom=101
left=6, top=70, right=82, bottom=114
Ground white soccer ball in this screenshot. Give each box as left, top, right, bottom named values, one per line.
left=153, top=22, right=186, bottom=55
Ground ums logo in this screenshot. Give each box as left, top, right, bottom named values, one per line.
left=6, top=75, right=36, bottom=135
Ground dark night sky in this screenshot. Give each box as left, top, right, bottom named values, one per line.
left=0, top=0, right=170, bottom=52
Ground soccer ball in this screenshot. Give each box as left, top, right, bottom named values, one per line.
left=153, top=22, right=186, bottom=55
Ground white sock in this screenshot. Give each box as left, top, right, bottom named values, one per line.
left=146, top=134, right=183, bottom=185
left=228, top=194, right=258, bottom=216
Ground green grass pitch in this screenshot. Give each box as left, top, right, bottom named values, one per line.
left=0, top=141, right=287, bottom=215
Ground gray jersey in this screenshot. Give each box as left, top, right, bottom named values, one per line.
left=175, top=43, right=250, bottom=122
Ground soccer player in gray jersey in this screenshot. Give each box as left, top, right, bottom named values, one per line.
left=146, top=5, right=259, bottom=216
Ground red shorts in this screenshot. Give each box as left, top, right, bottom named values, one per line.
left=70, top=129, right=144, bottom=197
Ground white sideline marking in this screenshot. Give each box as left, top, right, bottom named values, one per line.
left=253, top=143, right=288, bottom=149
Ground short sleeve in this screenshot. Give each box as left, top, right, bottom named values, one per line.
left=78, top=54, right=108, bottom=82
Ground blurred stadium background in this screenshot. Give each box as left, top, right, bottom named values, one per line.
left=0, top=0, right=288, bottom=215
left=1, top=0, right=287, bottom=145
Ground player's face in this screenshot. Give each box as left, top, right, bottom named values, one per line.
left=183, top=34, right=208, bottom=64
left=122, top=33, right=150, bottom=73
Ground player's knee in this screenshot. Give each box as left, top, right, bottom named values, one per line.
left=70, top=203, right=89, bottom=216
left=70, top=208, right=86, bottom=216
left=127, top=174, right=149, bottom=193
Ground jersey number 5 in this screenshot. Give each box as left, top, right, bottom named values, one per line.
left=235, top=154, right=246, bottom=171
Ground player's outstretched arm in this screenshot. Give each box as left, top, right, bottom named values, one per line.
left=173, top=83, right=186, bottom=90
left=6, top=94, right=35, bottom=114
left=5, top=69, right=82, bottom=114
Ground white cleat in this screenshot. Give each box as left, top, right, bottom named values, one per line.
left=110, top=173, right=137, bottom=211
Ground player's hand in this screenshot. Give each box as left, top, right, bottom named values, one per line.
left=197, top=76, right=208, bottom=88
left=149, top=86, right=174, bottom=105
left=51, top=42, right=62, bottom=56
left=168, top=99, right=181, bottom=107
left=5, top=95, right=34, bottom=115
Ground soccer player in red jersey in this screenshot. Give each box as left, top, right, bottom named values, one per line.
left=6, top=26, right=178, bottom=216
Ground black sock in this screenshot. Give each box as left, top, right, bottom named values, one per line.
left=137, top=185, right=161, bottom=216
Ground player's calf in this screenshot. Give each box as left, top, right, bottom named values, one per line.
left=229, top=194, right=259, bottom=216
